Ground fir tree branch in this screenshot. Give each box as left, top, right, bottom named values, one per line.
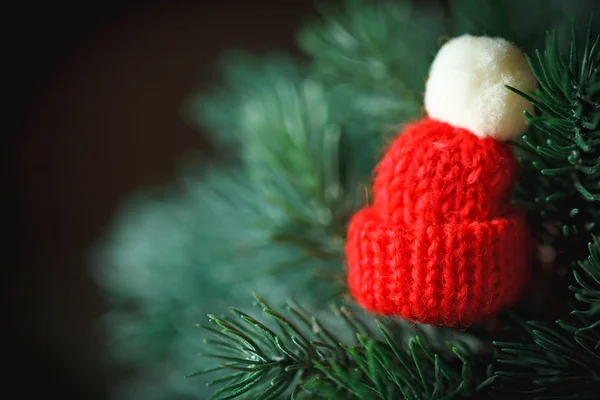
left=490, top=236, right=600, bottom=399
left=514, top=23, right=600, bottom=200
left=571, top=235, right=600, bottom=331
left=297, top=0, right=445, bottom=135
left=184, top=53, right=362, bottom=267
left=192, top=293, right=490, bottom=399
left=510, top=23, right=600, bottom=268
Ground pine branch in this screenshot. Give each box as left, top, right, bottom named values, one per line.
left=514, top=22, right=599, bottom=200
left=192, top=293, right=490, bottom=400
left=93, top=166, right=349, bottom=398
left=297, top=0, right=444, bottom=135
left=571, top=235, right=600, bottom=330
left=184, top=52, right=305, bottom=151
left=490, top=236, right=600, bottom=399
left=185, top=53, right=364, bottom=266
left=510, top=23, right=600, bottom=268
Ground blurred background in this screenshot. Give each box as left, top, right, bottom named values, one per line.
left=7, top=1, right=314, bottom=398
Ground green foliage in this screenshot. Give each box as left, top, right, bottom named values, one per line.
left=448, top=0, right=600, bottom=53
left=490, top=236, right=600, bottom=399
left=185, top=53, right=367, bottom=263
left=515, top=23, right=599, bottom=202
left=509, top=22, right=599, bottom=269
left=491, top=319, right=599, bottom=399
left=93, top=165, right=343, bottom=398
left=572, top=235, right=600, bottom=327
left=193, top=293, right=488, bottom=400
left=297, top=0, right=443, bottom=131
left=185, top=53, right=305, bottom=150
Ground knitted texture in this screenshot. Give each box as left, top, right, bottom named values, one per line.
left=346, top=118, right=531, bottom=326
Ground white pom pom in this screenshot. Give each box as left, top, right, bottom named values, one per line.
left=424, top=35, right=537, bottom=141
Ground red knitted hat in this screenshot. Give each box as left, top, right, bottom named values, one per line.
left=346, top=118, right=531, bottom=326
left=345, top=36, right=536, bottom=326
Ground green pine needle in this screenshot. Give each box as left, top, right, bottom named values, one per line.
left=185, top=52, right=364, bottom=266
left=192, top=293, right=489, bottom=400
left=490, top=236, right=600, bottom=398
left=571, top=235, right=600, bottom=327
left=297, top=0, right=444, bottom=132
left=511, top=23, right=600, bottom=268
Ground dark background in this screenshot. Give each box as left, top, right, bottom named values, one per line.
left=6, top=1, right=315, bottom=398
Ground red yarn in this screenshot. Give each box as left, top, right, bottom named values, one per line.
left=346, top=118, right=531, bottom=326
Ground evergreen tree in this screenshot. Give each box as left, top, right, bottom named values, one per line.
left=93, top=0, right=600, bottom=398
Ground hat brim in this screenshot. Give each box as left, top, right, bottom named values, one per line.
left=345, top=206, right=531, bottom=326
